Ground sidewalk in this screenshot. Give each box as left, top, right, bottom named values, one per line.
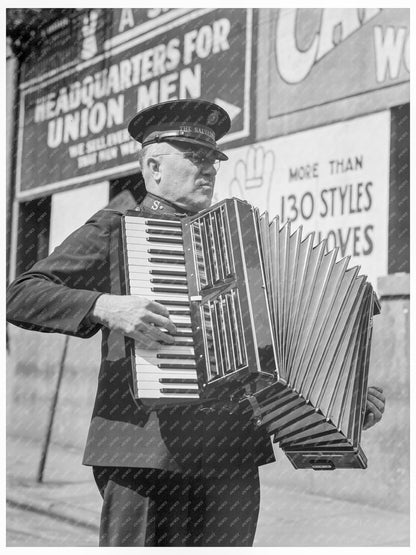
left=6, top=434, right=410, bottom=547
left=7, top=436, right=101, bottom=535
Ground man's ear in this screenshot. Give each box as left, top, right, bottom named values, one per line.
left=146, top=157, right=161, bottom=183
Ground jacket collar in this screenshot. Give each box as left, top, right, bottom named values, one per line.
left=138, top=192, right=197, bottom=217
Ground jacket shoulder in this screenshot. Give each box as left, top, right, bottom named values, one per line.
left=84, top=207, right=130, bottom=230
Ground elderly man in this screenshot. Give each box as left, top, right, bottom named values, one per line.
left=7, top=99, right=385, bottom=547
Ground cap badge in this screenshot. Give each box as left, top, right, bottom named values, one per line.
left=207, top=110, right=220, bottom=125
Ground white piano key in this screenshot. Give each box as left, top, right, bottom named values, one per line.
left=127, top=253, right=184, bottom=262
left=125, top=236, right=183, bottom=246
left=171, top=313, right=192, bottom=320
left=125, top=238, right=183, bottom=247
left=128, top=264, right=188, bottom=276
left=127, top=253, right=185, bottom=261
left=125, top=219, right=181, bottom=229
left=129, top=289, right=189, bottom=299
left=144, top=291, right=188, bottom=298
left=126, top=243, right=184, bottom=254
left=172, top=321, right=193, bottom=327
left=127, top=223, right=182, bottom=232
left=128, top=297, right=189, bottom=305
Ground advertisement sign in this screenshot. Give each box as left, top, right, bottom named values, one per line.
left=270, top=8, right=409, bottom=117
left=214, top=112, right=391, bottom=289
left=17, top=8, right=253, bottom=198
left=21, top=9, right=199, bottom=83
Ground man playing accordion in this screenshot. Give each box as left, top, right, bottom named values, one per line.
left=7, top=99, right=385, bottom=546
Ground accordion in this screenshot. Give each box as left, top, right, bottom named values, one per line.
left=121, top=198, right=380, bottom=470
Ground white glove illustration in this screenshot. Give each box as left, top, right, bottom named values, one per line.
left=229, top=145, right=275, bottom=207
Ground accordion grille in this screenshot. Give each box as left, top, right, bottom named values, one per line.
left=189, top=204, right=234, bottom=289
left=200, top=289, right=248, bottom=381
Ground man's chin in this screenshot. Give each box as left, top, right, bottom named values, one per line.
left=199, top=192, right=214, bottom=208
left=189, top=199, right=211, bottom=213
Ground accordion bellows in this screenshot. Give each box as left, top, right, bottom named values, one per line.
left=251, top=210, right=378, bottom=469
left=122, top=198, right=379, bottom=470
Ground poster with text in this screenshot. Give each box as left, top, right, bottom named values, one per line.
left=214, top=111, right=390, bottom=290
left=17, top=8, right=252, bottom=198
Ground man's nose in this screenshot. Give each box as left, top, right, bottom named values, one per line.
left=201, top=161, right=217, bottom=175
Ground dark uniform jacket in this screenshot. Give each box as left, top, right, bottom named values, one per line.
left=7, top=193, right=275, bottom=478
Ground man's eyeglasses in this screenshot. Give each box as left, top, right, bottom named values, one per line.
left=156, top=152, right=221, bottom=171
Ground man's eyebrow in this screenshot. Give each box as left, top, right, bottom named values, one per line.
left=191, top=150, right=216, bottom=157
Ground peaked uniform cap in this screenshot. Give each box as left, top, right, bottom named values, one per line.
left=128, top=99, right=231, bottom=160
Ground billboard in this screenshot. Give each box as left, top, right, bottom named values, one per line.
left=257, top=8, right=409, bottom=138
left=214, top=111, right=391, bottom=289
left=17, top=8, right=253, bottom=198
left=272, top=8, right=409, bottom=116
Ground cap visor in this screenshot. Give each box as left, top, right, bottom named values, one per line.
left=163, top=137, right=228, bottom=161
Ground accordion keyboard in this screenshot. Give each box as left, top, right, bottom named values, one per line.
left=123, top=215, right=200, bottom=403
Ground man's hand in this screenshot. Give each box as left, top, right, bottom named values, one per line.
left=90, top=294, right=176, bottom=349
left=363, top=386, right=385, bottom=430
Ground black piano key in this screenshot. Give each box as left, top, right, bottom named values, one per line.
left=150, top=270, right=187, bottom=277
left=172, top=323, right=192, bottom=328
left=159, top=378, right=198, bottom=384
left=158, top=363, right=196, bottom=369
left=169, top=310, right=191, bottom=316
left=151, top=287, right=189, bottom=294
left=148, top=249, right=184, bottom=255
left=173, top=341, right=194, bottom=347
left=174, top=331, right=193, bottom=337
left=147, top=237, right=183, bottom=244
left=150, top=278, right=188, bottom=285
left=148, top=258, right=186, bottom=265
left=145, top=219, right=182, bottom=228
left=146, top=229, right=183, bottom=236
left=160, top=388, right=199, bottom=394
left=157, top=354, right=195, bottom=359
left=158, top=300, right=189, bottom=306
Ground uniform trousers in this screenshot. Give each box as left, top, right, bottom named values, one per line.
left=93, top=465, right=260, bottom=547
